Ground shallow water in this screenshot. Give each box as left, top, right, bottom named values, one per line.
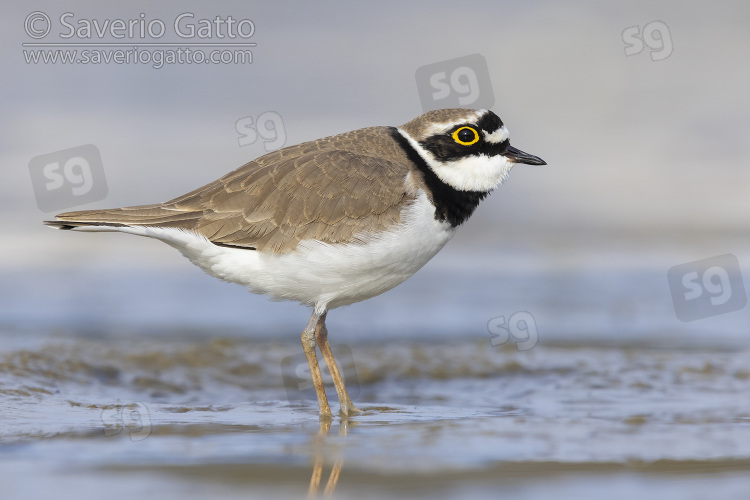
left=2, top=250, right=750, bottom=499
left=2, top=330, right=750, bottom=499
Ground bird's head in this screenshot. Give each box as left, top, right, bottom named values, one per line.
left=398, top=108, right=545, bottom=192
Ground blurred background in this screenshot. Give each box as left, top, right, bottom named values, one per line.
left=1, top=0, right=748, bottom=345
left=3, top=3, right=750, bottom=499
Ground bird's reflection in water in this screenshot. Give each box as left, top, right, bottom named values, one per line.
left=308, top=417, right=353, bottom=498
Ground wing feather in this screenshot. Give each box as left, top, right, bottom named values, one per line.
left=49, top=126, right=420, bottom=253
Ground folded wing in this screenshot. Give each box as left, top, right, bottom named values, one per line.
left=46, top=127, right=415, bottom=253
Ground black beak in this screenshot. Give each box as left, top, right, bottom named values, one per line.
left=502, top=145, right=546, bottom=165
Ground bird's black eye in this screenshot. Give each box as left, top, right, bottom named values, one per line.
left=452, top=126, right=479, bottom=146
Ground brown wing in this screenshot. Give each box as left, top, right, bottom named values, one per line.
left=49, top=126, right=418, bottom=253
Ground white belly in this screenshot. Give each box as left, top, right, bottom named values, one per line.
left=127, top=190, right=455, bottom=311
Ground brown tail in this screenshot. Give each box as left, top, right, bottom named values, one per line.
left=44, top=204, right=201, bottom=230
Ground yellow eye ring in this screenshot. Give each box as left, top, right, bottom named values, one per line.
left=452, top=126, right=479, bottom=146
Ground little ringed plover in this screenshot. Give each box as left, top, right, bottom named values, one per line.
left=44, top=108, right=545, bottom=417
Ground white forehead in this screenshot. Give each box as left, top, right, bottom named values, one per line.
left=483, top=125, right=509, bottom=144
